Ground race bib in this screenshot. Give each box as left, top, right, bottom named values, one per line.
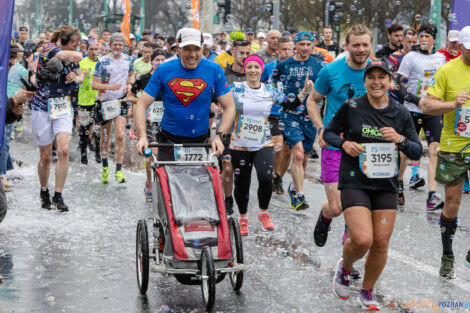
left=454, top=107, right=470, bottom=138
left=101, top=99, right=121, bottom=121
left=77, top=108, right=91, bottom=126
left=147, top=101, right=164, bottom=123
left=48, top=96, right=72, bottom=120
left=359, top=143, right=399, bottom=179
left=417, top=73, right=435, bottom=97
left=174, top=147, right=208, bottom=161
left=235, top=115, right=267, bottom=145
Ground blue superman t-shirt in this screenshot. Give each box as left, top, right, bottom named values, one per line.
left=144, top=58, right=230, bottom=137
left=314, top=57, right=369, bottom=150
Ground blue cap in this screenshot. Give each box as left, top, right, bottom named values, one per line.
left=294, top=31, right=313, bottom=42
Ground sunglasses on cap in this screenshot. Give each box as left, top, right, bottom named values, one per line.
left=233, top=39, right=250, bottom=47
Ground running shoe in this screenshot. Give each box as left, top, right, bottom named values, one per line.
left=409, top=174, right=425, bottom=189
left=258, top=212, right=275, bottom=231
left=309, top=148, right=319, bottom=159
left=357, top=288, right=380, bottom=311
left=332, top=258, right=350, bottom=300
left=440, top=254, right=456, bottom=279
left=351, top=267, right=361, bottom=279
left=115, top=171, right=126, bottom=183
left=426, top=193, right=444, bottom=211
left=40, top=189, right=52, bottom=210
left=95, top=151, right=102, bottom=164
left=238, top=217, right=249, bottom=236
left=52, top=195, right=69, bottom=212
left=225, top=196, right=234, bottom=215
left=272, top=174, right=280, bottom=193
left=144, top=182, right=152, bottom=200
left=277, top=181, right=284, bottom=194
left=465, top=250, right=470, bottom=269
left=287, top=183, right=296, bottom=206
left=313, top=212, right=331, bottom=247
left=101, top=167, right=109, bottom=184
left=80, top=153, right=88, bottom=165
left=397, top=181, right=405, bottom=206
left=293, top=194, right=309, bottom=210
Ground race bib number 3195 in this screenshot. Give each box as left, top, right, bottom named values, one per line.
left=359, top=143, right=398, bottom=179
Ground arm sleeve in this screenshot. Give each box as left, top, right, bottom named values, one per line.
left=143, top=68, right=162, bottom=98
left=323, top=102, right=349, bottom=148
left=214, top=65, right=230, bottom=97
left=313, top=66, right=330, bottom=96
left=399, top=111, right=423, bottom=160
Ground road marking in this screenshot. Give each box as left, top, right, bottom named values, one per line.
left=389, top=249, right=470, bottom=293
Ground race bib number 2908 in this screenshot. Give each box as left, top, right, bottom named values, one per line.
left=235, top=115, right=267, bottom=144
left=359, top=143, right=398, bottom=179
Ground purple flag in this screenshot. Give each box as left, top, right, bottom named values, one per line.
left=0, top=0, right=16, bottom=150
left=450, top=0, right=470, bottom=30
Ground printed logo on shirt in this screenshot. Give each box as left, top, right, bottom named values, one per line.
left=361, top=124, right=385, bottom=139
left=168, top=78, right=208, bottom=106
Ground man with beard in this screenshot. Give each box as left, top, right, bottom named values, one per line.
left=306, top=26, right=372, bottom=278
left=376, top=24, right=403, bottom=59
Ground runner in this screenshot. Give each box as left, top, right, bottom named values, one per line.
left=134, top=28, right=235, bottom=161
left=133, top=42, right=153, bottom=76
left=230, top=55, right=284, bottom=234
left=32, top=25, right=83, bottom=212
left=92, top=33, right=135, bottom=184
left=387, top=28, right=418, bottom=73
left=437, top=30, right=461, bottom=62
left=318, top=26, right=340, bottom=58
left=420, top=26, right=470, bottom=278
left=221, top=39, right=251, bottom=215
left=214, top=31, right=246, bottom=69
left=375, top=24, right=403, bottom=59
left=271, top=31, right=323, bottom=210
left=324, top=60, right=422, bottom=310
left=128, top=50, right=166, bottom=200
left=306, top=24, right=372, bottom=247
left=78, top=38, right=100, bottom=165
left=396, top=22, right=446, bottom=211
left=262, top=36, right=295, bottom=195
left=255, top=30, right=281, bottom=64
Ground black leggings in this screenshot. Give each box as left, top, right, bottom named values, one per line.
left=230, top=147, right=274, bottom=214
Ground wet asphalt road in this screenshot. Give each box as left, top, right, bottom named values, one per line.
left=0, top=115, right=470, bottom=313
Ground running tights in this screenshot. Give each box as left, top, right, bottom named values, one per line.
left=230, top=147, right=274, bottom=214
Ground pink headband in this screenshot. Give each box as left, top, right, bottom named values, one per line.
left=244, top=55, right=265, bottom=73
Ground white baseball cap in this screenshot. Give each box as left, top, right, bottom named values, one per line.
left=460, top=26, right=470, bottom=49
left=257, top=31, right=266, bottom=39
left=448, top=30, right=460, bottom=42
left=176, top=28, right=203, bottom=48
left=203, top=33, right=213, bottom=46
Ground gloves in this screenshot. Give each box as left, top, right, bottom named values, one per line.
left=394, top=84, right=420, bottom=106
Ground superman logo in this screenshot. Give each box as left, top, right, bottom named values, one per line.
left=168, top=78, right=208, bottom=106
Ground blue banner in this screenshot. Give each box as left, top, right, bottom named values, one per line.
left=450, top=0, right=470, bottom=30
left=0, top=0, right=15, bottom=150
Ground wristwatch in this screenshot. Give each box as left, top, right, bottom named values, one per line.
left=399, top=135, right=407, bottom=147
left=216, top=131, right=227, bottom=141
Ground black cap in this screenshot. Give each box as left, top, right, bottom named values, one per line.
left=246, top=28, right=254, bottom=34
left=218, top=39, right=227, bottom=44
left=364, top=60, right=393, bottom=78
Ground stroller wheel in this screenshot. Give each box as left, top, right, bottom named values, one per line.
left=200, top=246, right=216, bottom=310
left=228, top=217, right=244, bottom=291
left=136, top=220, right=149, bottom=295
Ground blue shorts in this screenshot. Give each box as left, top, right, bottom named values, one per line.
left=280, top=112, right=316, bottom=153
